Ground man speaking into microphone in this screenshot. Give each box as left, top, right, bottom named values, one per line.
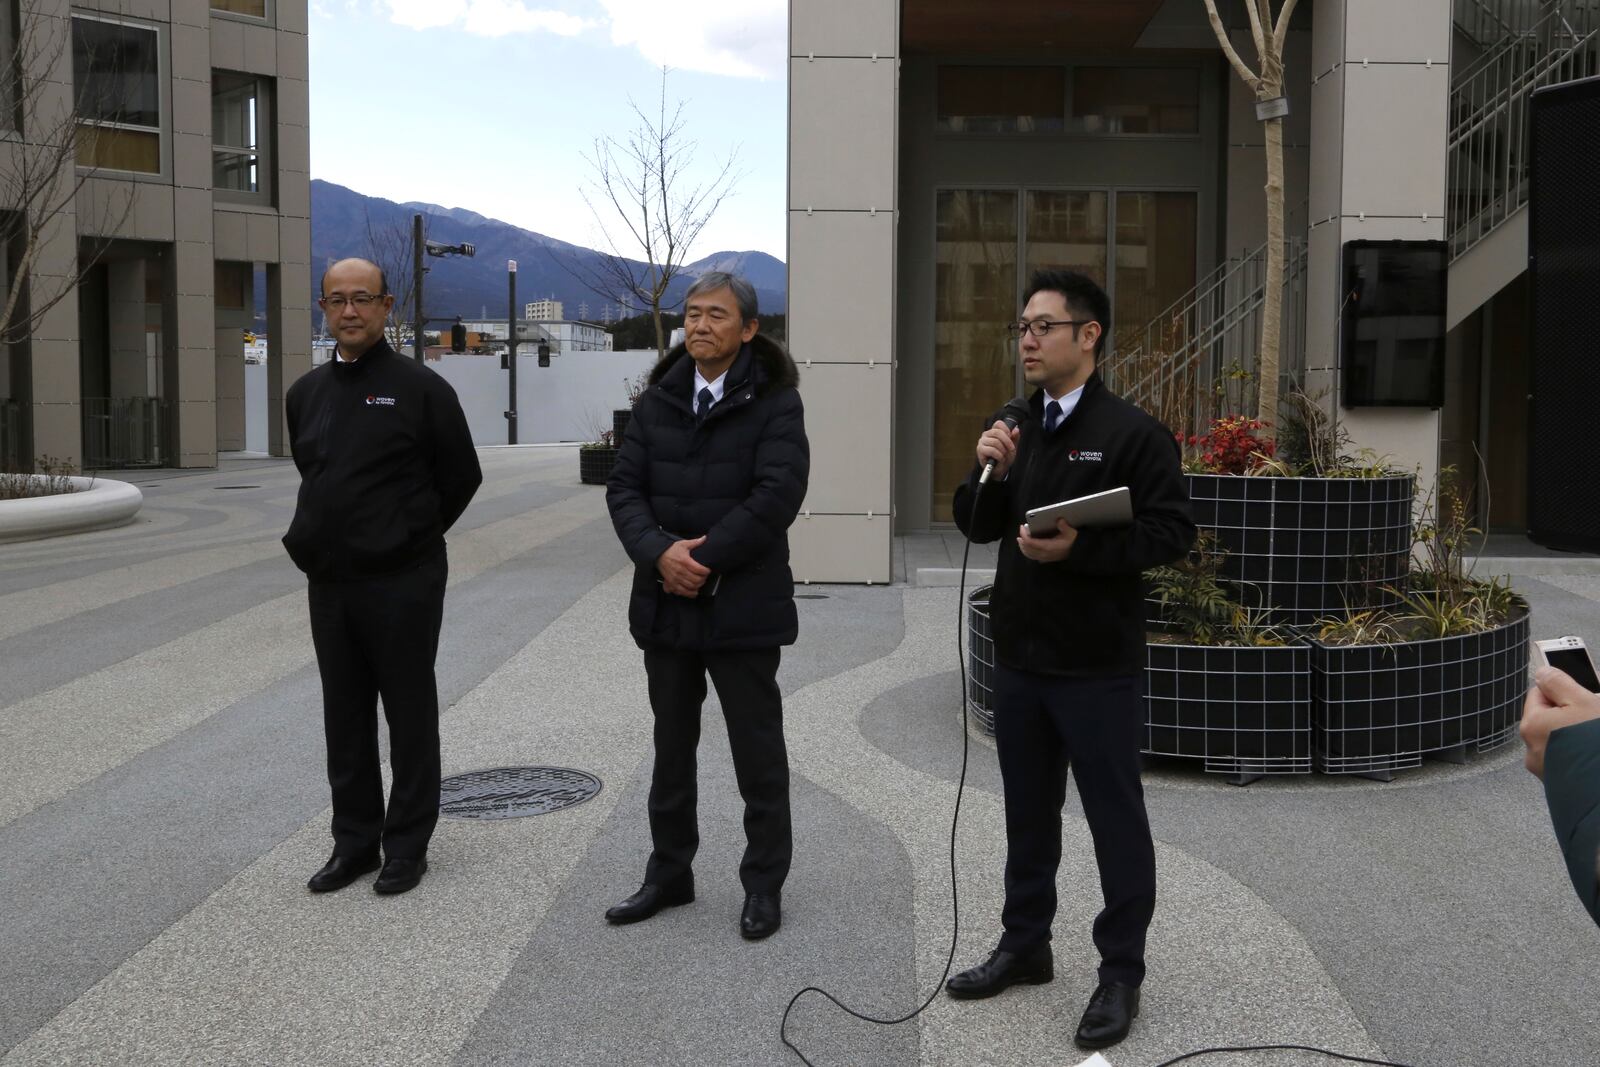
left=948, top=270, right=1194, bottom=1051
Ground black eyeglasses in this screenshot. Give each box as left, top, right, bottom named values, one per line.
left=321, top=293, right=386, bottom=310
left=1006, top=319, right=1089, bottom=340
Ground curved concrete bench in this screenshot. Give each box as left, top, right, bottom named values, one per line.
left=0, top=476, right=144, bottom=543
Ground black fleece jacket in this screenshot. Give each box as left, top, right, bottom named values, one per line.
left=953, top=375, right=1195, bottom=677
left=606, top=334, right=809, bottom=651
left=282, top=339, right=482, bottom=581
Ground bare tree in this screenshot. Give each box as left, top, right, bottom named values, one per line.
left=571, top=67, right=740, bottom=359
left=362, top=210, right=417, bottom=349
left=1203, top=0, right=1300, bottom=444
left=0, top=2, right=133, bottom=355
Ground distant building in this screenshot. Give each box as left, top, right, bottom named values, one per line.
left=524, top=298, right=563, bottom=322
left=464, top=319, right=613, bottom=354
left=0, top=1, right=311, bottom=470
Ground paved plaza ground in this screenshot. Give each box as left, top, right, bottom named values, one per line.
left=1, top=447, right=1596, bottom=1066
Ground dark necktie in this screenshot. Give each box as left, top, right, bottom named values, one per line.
left=696, top=386, right=714, bottom=424
left=1044, top=399, right=1063, bottom=434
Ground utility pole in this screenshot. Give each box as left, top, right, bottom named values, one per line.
left=506, top=259, right=519, bottom=445
left=411, top=213, right=425, bottom=362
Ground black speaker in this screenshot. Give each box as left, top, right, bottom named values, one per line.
left=1529, top=75, right=1600, bottom=552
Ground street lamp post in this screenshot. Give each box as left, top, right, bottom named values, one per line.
left=410, top=212, right=475, bottom=361
left=506, top=260, right=518, bottom=445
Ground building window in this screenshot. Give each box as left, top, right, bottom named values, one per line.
left=71, top=15, right=163, bottom=174
left=937, top=67, right=1065, bottom=134
left=212, top=71, right=272, bottom=204
left=211, top=0, right=268, bottom=18
left=1071, top=67, right=1200, bottom=135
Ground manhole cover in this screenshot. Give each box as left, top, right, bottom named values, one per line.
left=795, top=593, right=830, bottom=600
left=439, top=766, right=602, bottom=820
left=215, top=485, right=260, bottom=490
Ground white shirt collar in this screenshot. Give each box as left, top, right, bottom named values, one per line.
left=693, top=368, right=727, bottom=407
left=1042, top=382, right=1086, bottom=426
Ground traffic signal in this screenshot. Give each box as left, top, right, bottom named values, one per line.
left=538, top=343, right=551, bottom=368
left=450, top=320, right=466, bottom=353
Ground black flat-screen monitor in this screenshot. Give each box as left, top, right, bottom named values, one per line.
left=1340, top=240, right=1447, bottom=407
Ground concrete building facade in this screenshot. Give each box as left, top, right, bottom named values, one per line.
left=0, top=0, right=310, bottom=471
left=788, top=0, right=1553, bottom=582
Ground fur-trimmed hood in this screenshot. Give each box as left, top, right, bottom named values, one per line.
left=646, top=333, right=799, bottom=397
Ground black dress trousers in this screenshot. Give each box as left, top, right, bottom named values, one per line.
left=307, top=551, right=448, bottom=861
left=992, top=665, right=1156, bottom=987
left=641, top=645, right=792, bottom=895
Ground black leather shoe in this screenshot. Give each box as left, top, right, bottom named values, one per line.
left=945, top=944, right=1054, bottom=999
left=307, top=852, right=380, bottom=893
left=1074, top=981, right=1141, bottom=1050
left=605, top=881, right=694, bottom=924
left=739, top=892, right=781, bottom=940
left=373, top=856, right=428, bottom=895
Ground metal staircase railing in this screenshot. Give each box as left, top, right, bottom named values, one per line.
left=1107, top=1, right=1595, bottom=430
left=1449, top=1, right=1600, bottom=259
left=1103, top=237, right=1309, bottom=434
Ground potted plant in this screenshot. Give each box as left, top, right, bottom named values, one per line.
left=614, top=371, right=650, bottom=443
left=1306, top=476, right=1530, bottom=778
left=1175, top=392, right=1414, bottom=628
left=1144, top=533, right=1312, bottom=782
left=579, top=430, right=619, bottom=485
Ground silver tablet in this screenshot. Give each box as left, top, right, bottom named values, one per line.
left=1024, top=486, right=1133, bottom=535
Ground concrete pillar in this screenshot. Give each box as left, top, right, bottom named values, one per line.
left=266, top=254, right=313, bottom=457
left=786, top=0, right=899, bottom=583
left=19, top=5, right=81, bottom=469
left=1307, top=0, right=1451, bottom=497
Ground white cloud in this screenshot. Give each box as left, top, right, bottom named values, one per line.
left=382, top=0, right=591, bottom=37
left=596, top=0, right=786, bottom=80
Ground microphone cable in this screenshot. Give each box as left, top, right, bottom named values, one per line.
left=777, top=481, right=990, bottom=1065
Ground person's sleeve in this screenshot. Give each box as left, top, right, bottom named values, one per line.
left=605, top=406, right=674, bottom=568
left=284, top=382, right=306, bottom=475
left=430, top=380, right=482, bottom=532
left=692, top=390, right=809, bottom=574
left=1542, top=716, right=1600, bottom=927
left=952, top=466, right=1011, bottom=545
left=1060, top=422, right=1196, bottom=575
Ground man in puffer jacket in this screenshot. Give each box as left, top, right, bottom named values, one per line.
left=604, top=271, right=809, bottom=941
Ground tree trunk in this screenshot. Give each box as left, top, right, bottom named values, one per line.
left=651, top=303, right=666, bottom=361
left=1258, top=100, right=1286, bottom=442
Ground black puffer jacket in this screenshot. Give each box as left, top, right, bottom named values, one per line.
left=954, top=376, right=1195, bottom=677
left=606, top=335, right=809, bottom=651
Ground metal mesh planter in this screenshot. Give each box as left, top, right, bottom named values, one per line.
left=578, top=446, right=619, bottom=485
left=1185, top=473, right=1415, bottom=627
left=966, top=585, right=997, bottom=735
left=1310, top=609, right=1531, bottom=775
left=1146, top=640, right=1313, bottom=777
left=612, top=409, right=631, bottom=442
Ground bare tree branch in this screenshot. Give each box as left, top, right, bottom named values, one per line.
left=1242, top=0, right=1267, bottom=59
left=1273, top=0, right=1303, bottom=57
left=1202, top=0, right=1262, bottom=90
left=362, top=209, right=417, bottom=348
left=572, top=66, right=742, bottom=360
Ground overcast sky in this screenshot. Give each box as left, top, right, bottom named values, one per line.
left=308, top=0, right=788, bottom=259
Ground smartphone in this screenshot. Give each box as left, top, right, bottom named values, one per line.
left=1532, top=635, right=1600, bottom=692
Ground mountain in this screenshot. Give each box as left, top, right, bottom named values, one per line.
left=308, top=181, right=787, bottom=329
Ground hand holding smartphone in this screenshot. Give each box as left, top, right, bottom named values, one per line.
left=1532, top=635, right=1600, bottom=692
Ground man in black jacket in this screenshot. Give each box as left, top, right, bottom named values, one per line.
left=947, top=270, right=1195, bottom=1051
left=604, top=271, right=809, bottom=940
left=283, top=257, right=482, bottom=896
left=1521, top=665, right=1600, bottom=927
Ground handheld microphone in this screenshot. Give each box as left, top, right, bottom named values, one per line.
left=978, top=397, right=1032, bottom=485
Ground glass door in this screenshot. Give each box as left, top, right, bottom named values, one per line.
left=932, top=190, right=1017, bottom=522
